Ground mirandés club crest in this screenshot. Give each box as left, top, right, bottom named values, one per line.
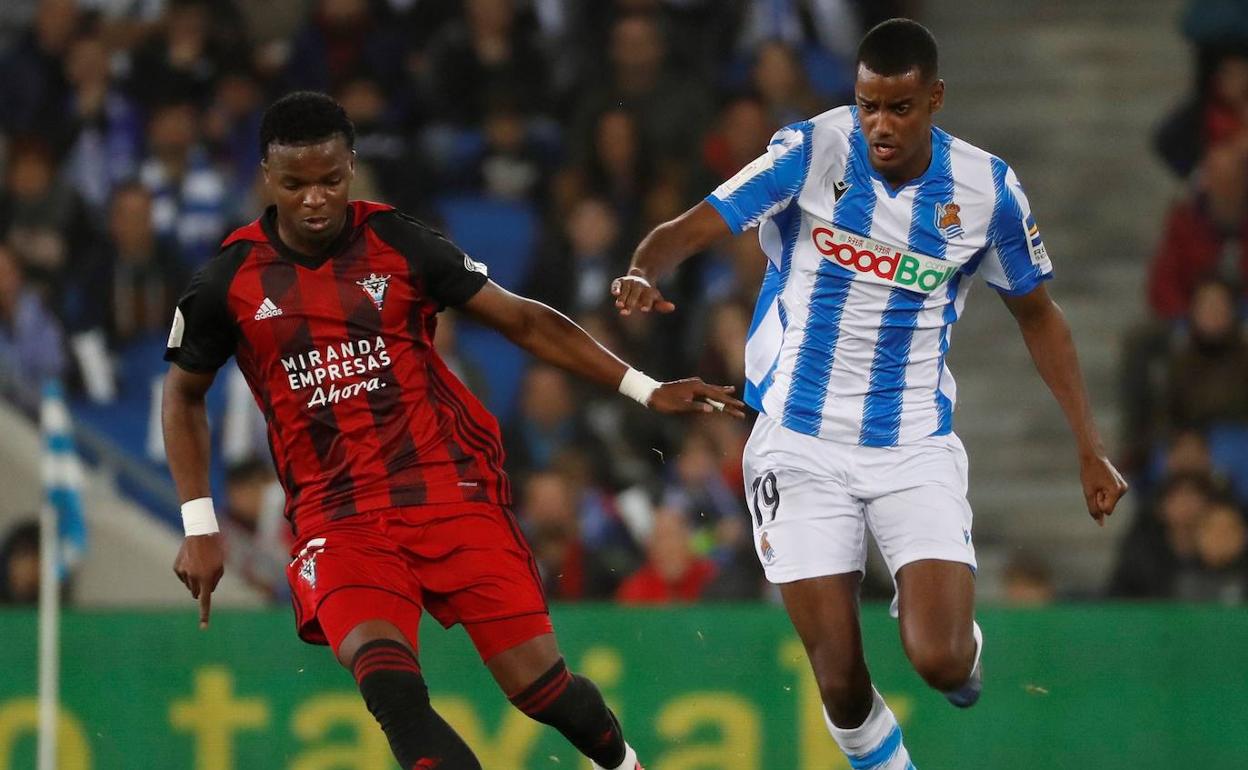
left=356, top=273, right=391, bottom=310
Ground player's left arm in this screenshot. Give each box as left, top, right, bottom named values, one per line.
left=1001, top=285, right=1128, bottom=525
left=461, top=280, right=746, bottom=417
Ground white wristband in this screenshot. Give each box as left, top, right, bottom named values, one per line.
left=619, top=367, right=661, bottom=407
left=181, top=497, right=220, bottom=536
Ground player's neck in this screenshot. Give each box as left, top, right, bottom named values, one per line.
left=881, top=141, right=933, bottom=190
left=276, top=216, right=347, bottom=258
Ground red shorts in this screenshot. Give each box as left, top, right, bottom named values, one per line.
left=287, top=503, right=552, bottom=662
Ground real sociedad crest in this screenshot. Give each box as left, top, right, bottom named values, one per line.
left=934, top=201, right=964, bottom=239
left=356, top=273, right=391, bottom=310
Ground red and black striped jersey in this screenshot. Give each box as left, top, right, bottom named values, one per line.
left=165, top=201, right=509, bottom=535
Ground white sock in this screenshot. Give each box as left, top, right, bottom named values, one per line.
left=593, top=742, right=637, bottom=770
left=824, top=689, right=913, bottom=769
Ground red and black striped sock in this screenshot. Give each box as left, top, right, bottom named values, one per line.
left=351, top=639, right=481, bottom=770
left=508, top=658, right=626, bottom=768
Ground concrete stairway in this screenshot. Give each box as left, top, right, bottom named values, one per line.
left=922, top=0, right=1189, bottom=595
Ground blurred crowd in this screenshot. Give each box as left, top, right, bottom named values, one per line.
left=13, top=0, right=1241, bottom=611
left=1111, top=0, right=1248, bottom=603
left=0, top=0, right=916, bottom=604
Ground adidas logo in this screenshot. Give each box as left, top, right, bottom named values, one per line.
left=254, top=297, right=283, bottom=320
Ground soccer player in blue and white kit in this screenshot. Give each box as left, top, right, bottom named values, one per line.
left=612, top=19, right=1128, bottom=769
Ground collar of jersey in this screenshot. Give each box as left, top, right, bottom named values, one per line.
left=853, top=121, right=949, bottom=199
left=259, top=205, right=357, bottom=269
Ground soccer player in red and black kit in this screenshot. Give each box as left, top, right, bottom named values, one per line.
left=163, top=92, right=745, bottom=770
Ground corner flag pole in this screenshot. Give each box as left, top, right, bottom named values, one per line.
left=38, top=381, right=87, bottom=770
left=37, top=493, right=58, bottom=770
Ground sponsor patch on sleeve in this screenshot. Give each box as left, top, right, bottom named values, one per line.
left=167, top=308, right=185, bottom=348
left=1023, top=214, right=1051, bottom=270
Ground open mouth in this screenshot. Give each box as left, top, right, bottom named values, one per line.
left=303, top=216, right=330, bottom=231
left=872, top=142, right=898, bottom=161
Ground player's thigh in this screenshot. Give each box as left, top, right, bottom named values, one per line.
left=894, top=558, right=975, bottom=659
left=779, top=574, right=869, bottom=683
left=287, top=525, right=424, bottom=662
left=862, top=434, right=976, bottom=581
left=743, top=416, right=866, bottom=583
left=398, top=505, right=552, bottom=662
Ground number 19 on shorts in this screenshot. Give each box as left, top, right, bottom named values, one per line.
left=750, top=471, right=780, bottom=526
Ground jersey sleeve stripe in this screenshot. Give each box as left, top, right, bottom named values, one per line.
left=986, top=158, right=1052, bottom=296
left=706, top=120, right=814, bottom=234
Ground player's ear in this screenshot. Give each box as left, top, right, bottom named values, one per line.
left=930, top=78, right=945, bottom=114
left=260, top=158, right=270, bottom=185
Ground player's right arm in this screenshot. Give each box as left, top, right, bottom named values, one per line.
left=160, top=245, right=245, bottom=628
left=614, top=121, right=814, bottom=315
left=163, top=364, right=224, bottom=628
left=613, top=202, right=731, bottom=315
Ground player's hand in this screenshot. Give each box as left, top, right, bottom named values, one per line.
left=612, top=269, right=676, bottom=316
left=648, top=379, right=747, bottom=418
left=1079, top=454, right=1128, bottom=527
left=173, top=533, right=225, bottom=629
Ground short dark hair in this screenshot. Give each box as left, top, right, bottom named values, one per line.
left=857, top=18, right=939, bottom=82
left=259, top=91, right=355, bottom=160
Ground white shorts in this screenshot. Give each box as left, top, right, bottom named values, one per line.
left=743, top=413, right=976, bottom=584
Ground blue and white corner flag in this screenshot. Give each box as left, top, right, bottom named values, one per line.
left=40, top=381, right=87, bottom=577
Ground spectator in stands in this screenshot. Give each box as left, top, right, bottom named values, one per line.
left=555, top=107, right=652, bottom=238
left=662, top=428, right=741, bottom=527
left=1147, top=138, right=1248, bottom=320
left=72, top=181, right=183, bottom=348
left=1109, top=471, right=1220, bottom=598
left=551, top=448, right=641, bottom=558
left=336, top=76, right=434, bottom=214
left=222, top=458, right=290, bottom=602
left=1165, top=427, right=1216, bottom=477
left=138, top=100, right=229, bottom=267
left=124, top=0, right=241, bottom=109
left=616, top=505, right=717, bottom=603
left=521, top=470, right=622, bottom=600
left=1165, top=278, right=1248, bottom=431
left=1002, top=551, right=1057, bottom=605
left=0, top=0, right=81, bottom=136
left=698, top=94, right=777, bottom=192
left=424, top=0, right=550, bottom=127
left=731, top=0, right=864, bottom=63
left=751, top=39, right=831, bottom=127
left=60, top=30, right=144, bottom=212
left=504, top=363, right=609, bottom=482
left=202, top=67, right=266, bottom=207
left=570, top=12, right=713, bottom=172
left=1175, top=497, right=1248, bottom=602
left=0, top=520, right=41, bottom=605
left=0, top=137, right=94, bottom=302
left=1155, top=23, right=1248, bottom=180
left=0, top=243, right=67, bottom=409
left=462, top=97, right=550, bottom=203
left=282, top=0, right=408, bottom=96
left=695, top=299, right=750, bottom=391
left=659, top=416, right=761, bottom=600
left=526, top=196, right=625, bottom=315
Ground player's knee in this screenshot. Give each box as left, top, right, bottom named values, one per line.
left=335, top=620, right=413, bottom=669
left=906, top=638, right=974, bottom=692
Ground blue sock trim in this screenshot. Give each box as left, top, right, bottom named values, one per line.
left=848, top=724, right=902, bottom=769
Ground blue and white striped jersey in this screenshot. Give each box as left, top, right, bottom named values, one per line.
left=707, top=106, right=1052, bottom=447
